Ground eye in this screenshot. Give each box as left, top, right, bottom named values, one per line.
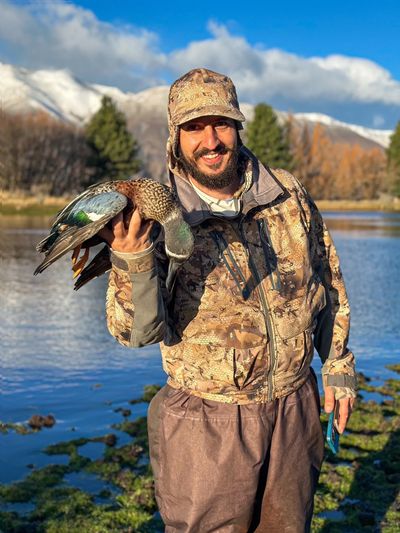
left=214, top=120, right=232, bottom=129
left=181, top=122, right=203, bottom=132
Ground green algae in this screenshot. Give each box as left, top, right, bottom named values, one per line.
left=312, top=367, right=400, bottom=532
left=1, top=378, right=399, bottom=532
left=387, top=364, right=400, bottom=375
left=129, top=384, right=161, bottom=405
left=0, top=422, right=36, bottom=435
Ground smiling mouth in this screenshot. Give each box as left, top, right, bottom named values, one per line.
left=201, top=152, right=223, bottom=164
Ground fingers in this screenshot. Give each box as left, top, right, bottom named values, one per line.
left=128, top=209, right=153, bottom=236
left=337, top=398, right=350, bottom=433
left=324, top=386, right=355, bottom=433
left=100, top=209, right=154, bottom=253
left=126, top=210, right=154, bottom=250
left=337, top=397, right=355, bottom=434
left=111, top=212, right=126, bottom=239
left=324, top=386, right=335, bottom=413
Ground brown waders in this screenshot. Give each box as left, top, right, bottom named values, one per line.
left=147, top=370, right=324, bottom=533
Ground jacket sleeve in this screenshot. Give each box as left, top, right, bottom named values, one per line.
left=299, top=183, right=357, bottom=399
left=106, top=245, right=167, bottom=348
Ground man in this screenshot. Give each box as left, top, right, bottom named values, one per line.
left=104, top=68, right=356, bottom=532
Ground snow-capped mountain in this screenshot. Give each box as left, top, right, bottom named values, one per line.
left=0, top=62, right=393, bottom=179
left=293, top=112, right=392, bottom=149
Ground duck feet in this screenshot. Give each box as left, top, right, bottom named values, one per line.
left=71, top=246, right=90, bottom=278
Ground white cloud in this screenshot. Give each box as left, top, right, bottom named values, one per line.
left=0, top=2, right=399, bottom=125
left=0, top=0, right=166, bottom=89
left=170, top=23, right=400, bottom=107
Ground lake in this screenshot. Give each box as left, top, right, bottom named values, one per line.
left=1, top=212, right=399, bottom=486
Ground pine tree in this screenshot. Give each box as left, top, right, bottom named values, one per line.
left=387, top=120, right=400, bottom=196
left=246, top=103, right=293, bottom=170
left=85, top=95, right=141, bottom=182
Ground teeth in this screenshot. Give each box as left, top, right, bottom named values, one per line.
left=203, top=153, right=220, bottom=159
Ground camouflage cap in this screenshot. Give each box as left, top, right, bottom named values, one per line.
left=168, top=68, right=245, bottom=127
left=167, top=68, right=245, bottom=170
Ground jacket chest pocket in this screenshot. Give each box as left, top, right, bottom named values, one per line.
left=272, top=276, right=326, bottom=340
left=272, top=277, right=326, bottom=378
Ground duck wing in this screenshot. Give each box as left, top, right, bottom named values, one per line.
left=36, top=181, right=118, bottom=253
left=34, top=190, right=127, bottom=275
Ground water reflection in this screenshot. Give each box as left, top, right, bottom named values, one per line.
left=323, top=211, right=400, bottom=237
left=0, top=220, right=159, bottom=372
left=1, top=212, right=399, bottom=484
left=1, top=212, right=399, bottom=374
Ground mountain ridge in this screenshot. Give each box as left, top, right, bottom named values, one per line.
left=0, top=62, right=393, bottom=180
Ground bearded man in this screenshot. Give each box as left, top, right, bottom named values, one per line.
left=103, top=68, right=356, bottom=532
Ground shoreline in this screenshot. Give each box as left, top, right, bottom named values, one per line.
left=1, top=192, right=400, bottom=216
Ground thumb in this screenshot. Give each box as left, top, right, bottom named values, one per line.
left=324, top=386, right=335, bottom=413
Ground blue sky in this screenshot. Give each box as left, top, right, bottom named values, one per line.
left=1, top=0, right=399, bottom=128
left=77, top=0, right=400, bottom=76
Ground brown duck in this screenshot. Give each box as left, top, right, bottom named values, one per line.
left=34, top=178, right=194, bottom=290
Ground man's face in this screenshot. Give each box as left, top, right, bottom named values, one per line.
left=178, top=115, right=239, bottom=189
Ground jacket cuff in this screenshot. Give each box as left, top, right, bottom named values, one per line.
left=110, top=245, right=155, bottom=274
left=321, top=350, right=357, bottom=394
left=325, top=384, right=357, bottom=400
left=324, top=374, right=357, bottom=390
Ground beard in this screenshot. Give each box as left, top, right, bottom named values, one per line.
left=179, top=143, right=240, bottom=190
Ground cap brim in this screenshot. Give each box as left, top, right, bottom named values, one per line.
left=175, top=105, right=246, bottom=126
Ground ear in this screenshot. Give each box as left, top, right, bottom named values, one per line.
left=174, top=125, right=181, bottom=159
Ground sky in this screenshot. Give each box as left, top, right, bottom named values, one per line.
left=0, top=0, right=399, bottom=129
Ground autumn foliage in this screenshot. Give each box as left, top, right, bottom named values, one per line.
left=0, top=107, right=393, bottom=201
left=289, top=122, right=388, bottom=200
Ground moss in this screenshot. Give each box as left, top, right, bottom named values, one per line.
left=312, top=368, right=400, bottom=532
left=386, top=364, right=400, bottom=375
left=2, top=378, right=399, bottom=532
left=45, top=438, right=91, bottom=455
left=112, top=416, right=149, bottom=451
left=0, top=465, right=68, bottom=503
left=130, top=385, right=161, bottom=405
left=0, top=511, right=31, bottom=533
left=0, top=421, right=36, bottom=435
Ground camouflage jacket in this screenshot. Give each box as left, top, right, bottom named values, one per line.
left=106, top=148, right=356, bottom=404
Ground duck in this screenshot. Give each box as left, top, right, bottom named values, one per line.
left=34, top=178, right=194, bottom=290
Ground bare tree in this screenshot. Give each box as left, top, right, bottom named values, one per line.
left=0, top=111, right=95, bottom=195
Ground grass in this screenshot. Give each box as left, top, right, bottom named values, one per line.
left=0, top=190, right=72, bottom=217
left=0, top=375, right=399, bottom=532
left=2, top=189, right=400, bottom=216
left=316, top=198, right=400, bottom=213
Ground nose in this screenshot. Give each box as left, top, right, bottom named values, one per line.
left=203, top=125, right=220, bottom=150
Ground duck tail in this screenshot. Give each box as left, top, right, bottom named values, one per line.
left=36, top=232, right=58, bottom=253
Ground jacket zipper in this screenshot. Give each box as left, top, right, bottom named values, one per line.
left=257, top=219, right=282, bottom=291
left=210, top=230, right=250, bottom=299
left=236, top=219, right=277, bottom=402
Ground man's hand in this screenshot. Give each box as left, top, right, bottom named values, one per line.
left=324, top=386, right=355, bottom=434
left=98, top=209, right=153, bottom=253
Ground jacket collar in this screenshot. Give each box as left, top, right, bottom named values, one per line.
left=169, top=146, right=285, bottom=226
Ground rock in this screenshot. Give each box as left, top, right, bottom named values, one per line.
left=102, top=433, right=117, bottom=447
left=28, top=414, right=56, bottom=429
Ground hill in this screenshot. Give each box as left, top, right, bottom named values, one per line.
left=0, top=62, right=393, bottom=181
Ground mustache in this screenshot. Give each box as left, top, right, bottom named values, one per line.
left=193, top=144, right=233, bottom=160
